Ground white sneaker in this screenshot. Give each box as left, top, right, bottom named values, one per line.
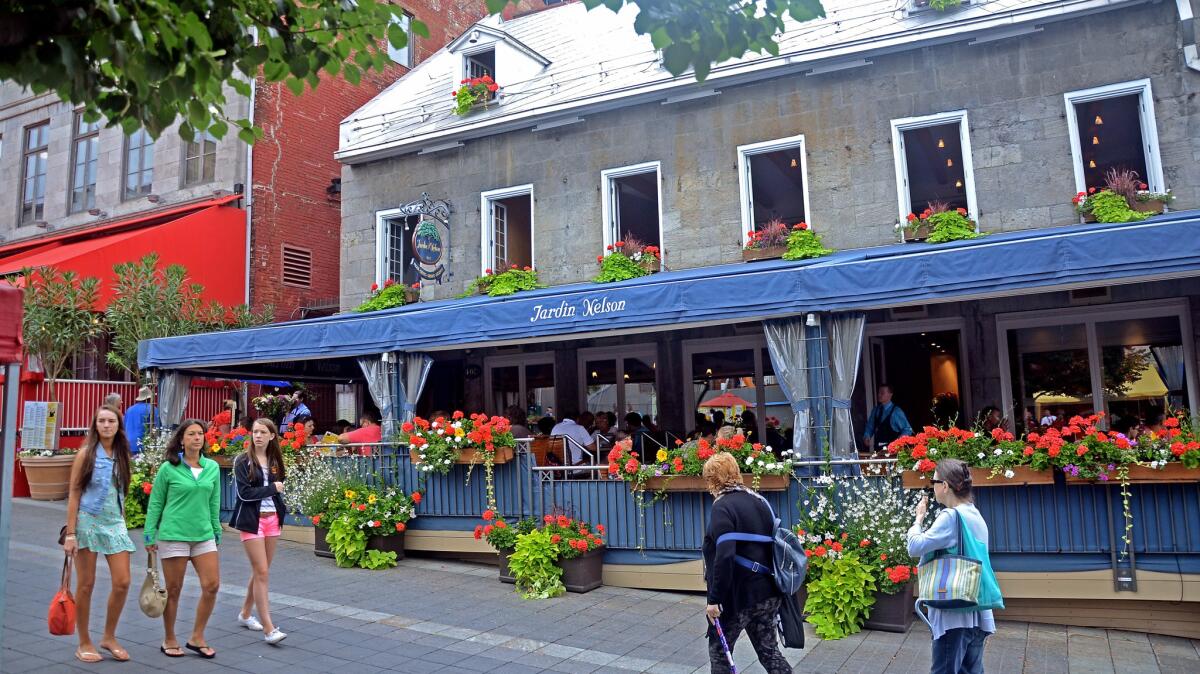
left=263, top=628, right=287, bottom=645
left=237, top=613, right=263, bottom=631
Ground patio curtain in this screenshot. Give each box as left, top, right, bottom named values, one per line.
left=358, top=354, right=397, bottom=438
left=829, top=313, right=866, bottom=459
left=158, top=372, right=191, bottom=427
left=1151, top=345, right=1186, bottom=409
left=764, top=317, right=814, bottom=459
left=397, top=352, right=433, bottom=424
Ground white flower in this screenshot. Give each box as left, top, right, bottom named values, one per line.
left=993, top=448, right=1002, bottom=456
left=1004, top=469, right=1015, bottom=479
left=974, top=432, right=982, bottom=438
left=977, top=452, right=985, bottom=459
left=929, top=448, right=937, bottom=455
left=436, top=429, right=445, bottom=436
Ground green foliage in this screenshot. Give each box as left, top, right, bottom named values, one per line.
left=593, top=253, right=649, bottom=283
left=781, top=227, right=834, bottom=260
left=20, top=267, right=104, bottom=404
left=929, top=0, right=963, bottom=10
left=327, top=515, right=368, bottom=568
left=508, top=528, right=565, bottom=599
left=453, top=76, right=497, bottom=116
left=105, top=253, right=273, bottom=378
left=124, top=484, right=147, bottom=529
left=0, top=1, right=429, bottom=143
left=354, top=283, right=411, bottom=313
left=804, top=552, right=877, bottom=640
left=458, top=268, right=543, bottom=298
left=1089, top=190, right=1150, bottom=224
left=925, top=211, right=979, bottom=244
left=358, top=548, right=398, bottom=569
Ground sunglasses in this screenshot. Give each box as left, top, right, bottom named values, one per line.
left=929, top=479, right=945, bottom=485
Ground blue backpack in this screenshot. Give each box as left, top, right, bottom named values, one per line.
left=716, top=494, right=809, bottom=596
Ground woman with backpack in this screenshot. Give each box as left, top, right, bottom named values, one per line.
left=907, top=458, right=998, bottom=674
left=701, top=452, right=790, bottom=674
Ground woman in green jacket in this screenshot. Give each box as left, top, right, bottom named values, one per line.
left=144, top=419, right=222, bottom=659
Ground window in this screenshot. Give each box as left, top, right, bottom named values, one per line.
left=463, top=48, right=497, bottom=101
left=68, top=113, right=101, bottom=214
left=183, top=131, right=217, bottom=186
left=281, top=245, right=313, bottom=288
left=480, top=185, right=533, bottom=273
left=377, top=212, right=420, bottom=287
left=485, top=354, right=555, bottom=418
left=601, top=162, right=662, bottom=252
left=737, top=135, right=810, bottom=239
left=577, top=346, right=659, bottom=427
left=682, top=336, right=782, bottom=442
left=387, top=12, right=413, bottom=67
left=20, top=122, right=49, bottom=224
left=890, top=111, right=977, bottom=222
left=1064, top=79, right=1164, bottom=193
left=123, top=128, right=155, bottom=200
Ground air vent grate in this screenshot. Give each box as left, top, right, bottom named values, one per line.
left=281, top=245, right=312, bottom=288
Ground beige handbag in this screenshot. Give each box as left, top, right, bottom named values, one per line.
left=139, top=550, right=168, bottom=618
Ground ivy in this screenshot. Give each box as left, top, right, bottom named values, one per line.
left=804, top=552, right=877, bottom=640
left=508, top=528, right=565, bottom=599
left=593, top=253, right=649, bottom=283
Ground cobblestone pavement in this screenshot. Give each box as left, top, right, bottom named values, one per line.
left=4, top=499, right=1199, bottom=673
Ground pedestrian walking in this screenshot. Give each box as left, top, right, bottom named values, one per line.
left=124, top=385, right=159, bottom=454
left=62, top=405, right=135, bottom=664
left=229, top=418, right=288, bottom=644
left=701, top=452, right=789, bottom=674
left=143, top=419, right=222, bottom=658
left=907, top=458, right=998, bottom=674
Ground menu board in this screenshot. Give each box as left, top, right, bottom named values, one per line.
left=21, top=401, right=59, bottom=450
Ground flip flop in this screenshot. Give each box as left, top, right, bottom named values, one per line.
left=160, top=644, right=186, bottom=658
left=100, top=644, right=130, bottom=662
left=74, top=650, right=103, bottom=663
left=186, top=642, right=216, bottom=659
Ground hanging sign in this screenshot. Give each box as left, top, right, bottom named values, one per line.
left=393, top=193, right=452, bottom=283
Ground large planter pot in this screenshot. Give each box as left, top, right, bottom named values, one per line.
left=498, top=549, right=516, bottom=584
left=314, top=527, right=333, bottom=559
left=558, top=547, right=604, bottom=593
left=863, top=583, right=915, bottom=633
left=636, top=473, right=790, bottom=492
left=742, top=245, right=787, bottom=262
left=409, top=444, right=514, bottom=467
left=366, top=532, right=406, bottom=560
left=19, top=454, right=76, bottom=501
left=900, top=466, right=1053, bottom=489
left=1065, top=463, right=1200, bottom=485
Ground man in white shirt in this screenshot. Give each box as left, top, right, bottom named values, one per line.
left=551, top=412, right=595, bottom=465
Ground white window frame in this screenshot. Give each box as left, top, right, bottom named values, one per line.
left=387, top=12, right=413, bottom=67
left=890, top=110, right=978, bottom=225
left=459, top=44, right=498, bottom=103
left=681, top=335, right=770, bottom=441
left=995, top=298, right=1198, bottom=431
left=479, top=184, right=534, bottom=275
left=1063, top=79, right=1165, bottom=194
left=374, top=207, right=411, bottom=285
left=736, top=134, right=811, bottom=241
left=600, top=161, right=663, bottom=254
left=576, top=344, right=659, bottom=417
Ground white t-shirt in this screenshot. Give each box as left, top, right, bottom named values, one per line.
left=1039, top=414, right=1057, bottom=426
left=550, top=419, right=594, bottom=464
left=258, top=464, right=277, bottom=513
left=190, top=466, right=203, bottom=479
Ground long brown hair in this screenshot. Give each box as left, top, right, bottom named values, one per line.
left=75, top=405, right=132, bottom=495
left=165, top=419, right=207, bottom=466
left=244, top=418, right=286, bottom=482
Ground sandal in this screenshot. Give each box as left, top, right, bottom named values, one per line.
left=74, top=650, right=103, bottom=663
left=186, top=642, right=216, bottom=659
left=100, top=643, right=130, bottom=662
left=160, top=644, right=186, bottom=658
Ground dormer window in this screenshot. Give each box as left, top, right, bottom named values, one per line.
left=465, top=49, right=495, bottom=81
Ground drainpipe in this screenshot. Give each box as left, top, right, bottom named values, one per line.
left=244, top=28, right=257, bottom=307
left=1180, top=0, right=1200, bottom=72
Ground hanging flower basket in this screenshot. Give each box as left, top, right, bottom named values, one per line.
left=900, top=466, right=1053, bottom=489
left=634, top=473, right=790, bottom=492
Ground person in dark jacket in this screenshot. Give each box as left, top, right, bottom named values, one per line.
left=229, top=418, right=288, bottom=645
left=702, top=452, right=789, bottom=674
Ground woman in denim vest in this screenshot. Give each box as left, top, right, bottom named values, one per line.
left=62, top=406, right=136, bottom=664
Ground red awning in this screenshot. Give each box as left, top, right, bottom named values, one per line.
left=0, top=284, right=22, bottom=364
left=0, top=197, right=246, bottom=309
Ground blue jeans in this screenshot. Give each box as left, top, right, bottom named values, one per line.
left=931, top=627, right=988, bottom=674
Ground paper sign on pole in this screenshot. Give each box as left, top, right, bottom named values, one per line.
left=20, top=401, right=59, bottom=451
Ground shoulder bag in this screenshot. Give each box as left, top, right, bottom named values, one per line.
left=139, top=549, right=168, bottom=618
left=48, top=555, right=76, bottom=635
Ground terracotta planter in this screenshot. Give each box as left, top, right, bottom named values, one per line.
left=314, top=527, right=333, bottom=559
left=408, top=444, right=514, bottom=466
left=19, top=454, right=76, bottom=501
left=742, top=245, right=787, bottom=262
left=1065, top=463, right=1200, bottom=485
left=639, top=257, right=661, bottom=274
left=864, top=583, right=915, bottom=633
left=497, top=549, right=515, bottom=584
left=904, top=224, right=932, bottom=242
left=635, top=473, right=790, bottom=492
left=1131, top=199, right=1166, bottom=214
left=558, top=547, right=603, bottom=593
left=209, top=454, right=234, bottom=469
left=901, top=466, right=1053, bottom=489
left=366, top=532, right=406, bottom=560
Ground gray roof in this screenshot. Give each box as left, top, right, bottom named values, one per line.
left=337, top=0, right=1142, bottom=164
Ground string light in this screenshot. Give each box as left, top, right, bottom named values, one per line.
left=790, top=158, right=798, bottom=168
left=591, top=371, right=598, bottom=378
left=937, top=138, right=945, bottom=148
left=1088, top=159, right=1097, bottom=168
left=955, top=179, right=963, bottom=188
left=1092, top=136, right=1100, bottom=145
left=946, top=158, right=953, bottom=167
left=1094, top=115, right=1103, bottom=125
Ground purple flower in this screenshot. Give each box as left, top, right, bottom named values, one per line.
left=1064, top=464, right=1080, bottom=477
left=1107, top=463, right=1115, bottom=471
left=1099, top=473, right=1109, bottom=481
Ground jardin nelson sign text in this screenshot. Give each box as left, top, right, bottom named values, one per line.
left=530, top=296, right=626, bottom=323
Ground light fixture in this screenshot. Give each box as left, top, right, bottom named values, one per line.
left=937, top=138, right=945, bottom=148
left=790, top=158, right=798, bottom=168
left=705, top=368, right=713, bottom=376
left=955, top=179, right=963, bottom=188
left=1092, top=136, right=1100, bottom=145
left=623, top=374, right=630, bottom=380
left=1094, top=114, right=1103, bottom=125
left=806, top=313, right=820, bottom=327
left=468, top=29, right=481, bottom=44
left=1088, top=159, right=1097, bottom=168
left=591, top=371, right=598, bottom=378
left=946, top=158, right=953, bottom=167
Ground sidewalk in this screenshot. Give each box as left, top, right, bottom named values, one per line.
left=4, top=498, right=1198, bottom=673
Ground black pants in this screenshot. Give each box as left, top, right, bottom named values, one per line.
left=708, top=596, right=789, bottom=674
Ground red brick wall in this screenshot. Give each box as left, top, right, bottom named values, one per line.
left=249, top=0, right=488, bottom=318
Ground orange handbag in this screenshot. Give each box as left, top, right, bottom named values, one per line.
left=48, top=555, right=76, bottom=636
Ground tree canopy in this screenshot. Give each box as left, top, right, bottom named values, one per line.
left=0, top=0, right=824, bottom=143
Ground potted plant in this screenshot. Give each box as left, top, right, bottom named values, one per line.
left=321, top=480, right=415, bottom=569
left=355, top=278, right=420, bottom=312
left=476, top=513, right=537, bottom=583
left=124, top=427, right=170, bottom=528
left=251, top=389, right=297, bottom=426
left=452, top=74, right=499, bottom=116
left=541, top=514, right=606, bottom=593
left=594, top=237, right=662, bottom=283
left=458, top=265, right=543, bottom=297
left=781, top=222, right=834, bottom=260
left=607, top=434, right=795, bottom=492
left=18, top=448, right=79, bottom=501
left=900, top=203, right=979, bottom=244
left=204, top=424, right=248, bottom=469
left=1073, top=169, right=1172, bottom=223
left=888, top=424, right=1052, bottom=489
left=282, top=458, right=344, bottom=558
left=399, top=411, right=516, bottom=474
left=359, top=485, right=419, bottom=559
left=742, top=219, right=791, bottom=261
left=803, top=548, right=877, bottom=639
left=508, top=528, right=565, bottom=599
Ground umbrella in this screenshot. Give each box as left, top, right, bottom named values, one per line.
left=699, top=391, right=753, bottom=409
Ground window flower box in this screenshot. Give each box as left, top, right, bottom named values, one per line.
left=743, top=219, right=790, bottom=261
left=1064, top=463, right=1200, bottom=485
left=408, top=444, right=514, bottom=467
left=900, top=466, right=1053, bottom=490
left=742, top=245, right=788, bottom=262
left=633, top=473, right=791, bottom=492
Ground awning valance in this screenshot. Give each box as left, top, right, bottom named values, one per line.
left=140, top=211, right=1200, bottom=373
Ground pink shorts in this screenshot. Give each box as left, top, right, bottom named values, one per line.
left=240, top=513, right=282, bottom=541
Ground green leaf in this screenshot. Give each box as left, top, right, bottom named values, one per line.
left=485, top=0, right=510, bottom=14
left=649, top=28, right=672, bottom=49
left=285, top=76, right=305, bottom=97
left=387, top=22, right=409, bottom=49
left=237, top=127, right=257, bottom=145
left=661, top=43, right=692, bottom=76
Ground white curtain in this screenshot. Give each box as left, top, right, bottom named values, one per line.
left=829, top=314, right=866, bottom=459
left=397, top=353, right=433, bottom=423
left=358, top=355, right=397, bottom=438
left=764, top=317, right=814, bottom=459
left=158, top=372, right=192, bottom=427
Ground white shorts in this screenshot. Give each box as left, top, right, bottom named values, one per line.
left=157, top=539, right=218, bottom=559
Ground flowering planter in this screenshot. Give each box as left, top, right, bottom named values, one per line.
left=404, top=287, right=421, bottom=304
left=863, top=583, right=915, bottom=633
left=900, top=466, right=1053, bottom=489
left=366, top=532, right=406, bottom=560
left=209, top=454, right=234, bottom=469
left=634, top=474, right=790, bottom=492
left=408, top=444, right=515, bottom=466
left=1065, top=463, right=1200, bottom=485
left=903, top=225, right=932, bottom=242
left=1131, top=199, right=1166, bottom=214
left=497, top=549, right=516, bottom=584
left=19, top=454, right=76, bottom=501
left=640, top=257, right=661, bottom=274
left=558, top=547, right=604, bottom=593
left=742, top=246, right=787, bottom=262
left=314, top=527, right=333, bottom=559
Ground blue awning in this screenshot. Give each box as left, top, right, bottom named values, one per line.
left=141, top=211, right=1200, bottom=372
